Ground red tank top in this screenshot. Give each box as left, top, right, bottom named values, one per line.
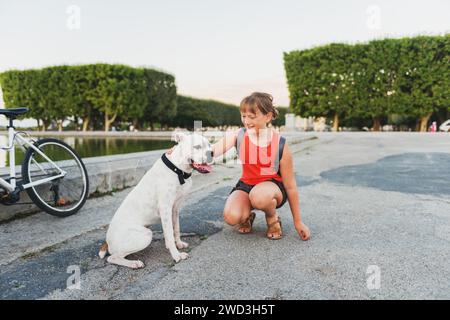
left=239, top=129, right=283, bottom=185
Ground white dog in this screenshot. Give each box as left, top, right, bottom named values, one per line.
left=99, top=131, right=213, bottom=269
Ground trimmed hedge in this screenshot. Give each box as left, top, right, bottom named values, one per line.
left=170, top=95, right=241, bottom=130
left=0, top=64, right=177, bottom=131
left=284, top=35, right=449, bottom=131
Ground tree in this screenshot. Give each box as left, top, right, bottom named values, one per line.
left=398, top=36, right=449, bottom=131
left=357, top=39, right=401, bottom=131
left=143, top=70, right=177, bottom=131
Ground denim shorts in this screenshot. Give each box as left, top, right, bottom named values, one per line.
left=229, top=178, right=288, bottom=209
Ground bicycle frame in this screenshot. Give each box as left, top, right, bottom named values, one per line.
left=0, top=126, right=67, bottom=193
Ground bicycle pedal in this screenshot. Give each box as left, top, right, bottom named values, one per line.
left=0, top=191, right=20, bottom=205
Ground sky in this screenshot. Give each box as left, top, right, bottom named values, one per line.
left=0, top=0, right=449, bottom=108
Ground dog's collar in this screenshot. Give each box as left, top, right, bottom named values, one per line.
left=161, top=153, right=192, bottom=185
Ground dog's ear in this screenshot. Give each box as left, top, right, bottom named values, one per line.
left=171, top=131, right=187, bottom=143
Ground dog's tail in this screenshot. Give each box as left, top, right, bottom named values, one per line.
left=98, top=242, right=109, bottom=259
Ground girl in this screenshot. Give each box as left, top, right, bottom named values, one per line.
left=214, top=92, right=310, bottom=240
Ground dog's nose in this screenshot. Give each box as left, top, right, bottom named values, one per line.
left=206, top=150, right=214, bottom=163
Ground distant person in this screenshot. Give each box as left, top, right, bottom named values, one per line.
left=431, top=121, right=437, bottom=133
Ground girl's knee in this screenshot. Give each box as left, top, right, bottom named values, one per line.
left=249, top=194, right=276, bottom=210
left=223, top=210, right=242, bottom=226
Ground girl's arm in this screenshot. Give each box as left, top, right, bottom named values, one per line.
left=279, top=142, right=311, bottom=241
left=211, top=129, right=239, bottom=158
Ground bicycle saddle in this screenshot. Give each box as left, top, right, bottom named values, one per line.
left=0, top=108, right=29, bottom=117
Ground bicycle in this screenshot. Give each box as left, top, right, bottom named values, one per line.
left=0, top=108, right=89, bottom=217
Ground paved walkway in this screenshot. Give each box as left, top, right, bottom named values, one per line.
left=1, top=132, right=449, bottom=299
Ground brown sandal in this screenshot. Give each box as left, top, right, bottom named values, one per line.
left=238, top=211, right=256, bottom=234
left=266, top=216, right=283, bottom=240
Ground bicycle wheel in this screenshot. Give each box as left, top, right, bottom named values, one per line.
left=22, top=138, right=89, bottom=217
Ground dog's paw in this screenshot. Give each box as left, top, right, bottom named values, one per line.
left=176, top=241, right=189, bottom=249
left=179, top=252, right=189, bottom=260
left=173, top=252, right=189, bottom=263
left=130, top=260, right=145, bottom=269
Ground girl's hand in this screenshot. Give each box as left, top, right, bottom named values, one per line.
left=295, top=222, right=311, bottom=241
